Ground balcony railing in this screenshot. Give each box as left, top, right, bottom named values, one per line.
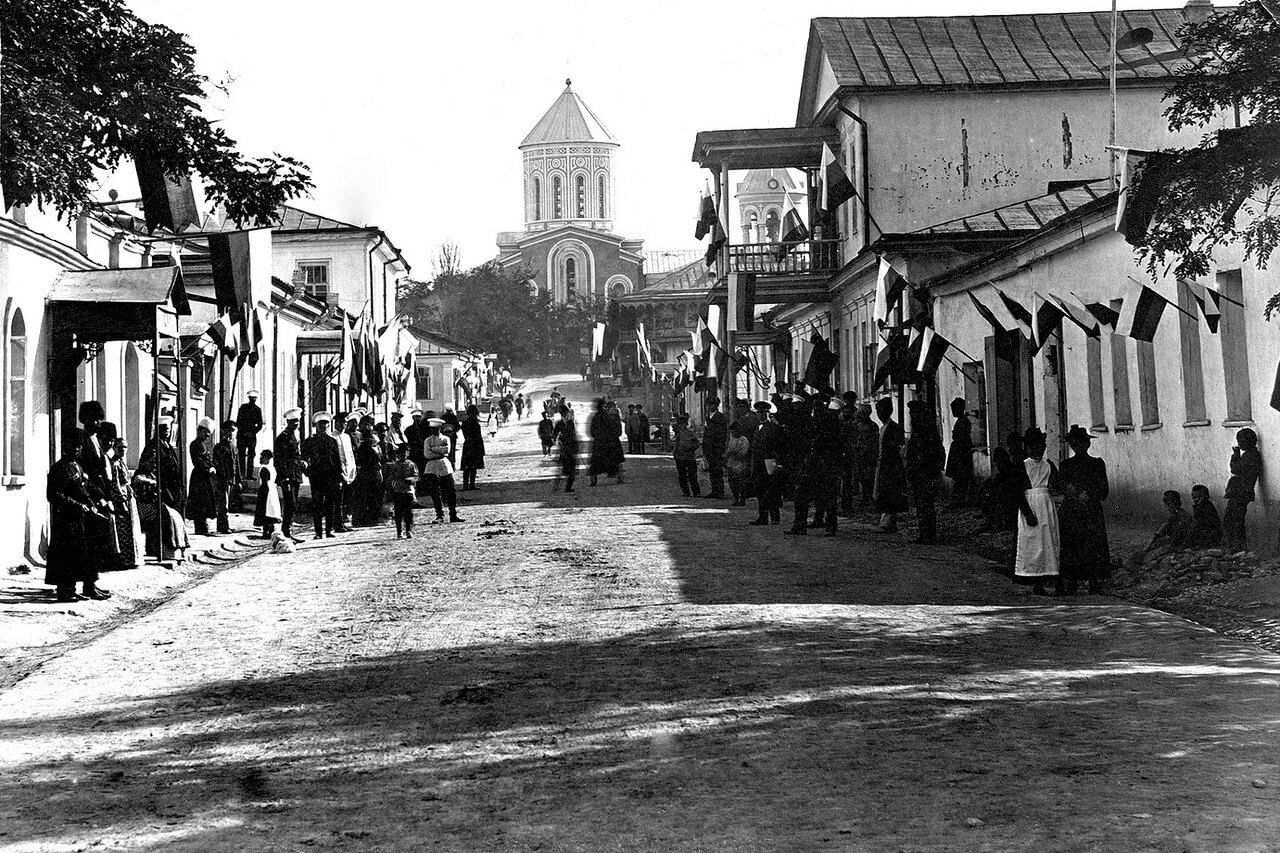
left=726, top=238, right=842, bottom=277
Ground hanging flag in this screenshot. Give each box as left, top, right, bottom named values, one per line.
left=1079, top=298, right=1121, bottom=330
left=236, top=302, right=264, bottom=369
left=775, top=192, right=810, bottom=262
left=996, top=290, right=1035, bottom=340
left=636, top=322, right=653, bottom=368
left=694, top=187, right=717, bottom=241
left=1050, top=295, right=1101, bottom=338
left=204, top=313, right=236, bottom=356
left=705, top=304, right=722, bottom=345
left=873, top=256, right=909, bottom=328
left=208, top=227, right=272, bottom=312
left=871, top=329, right=908, bottom=392
left=904, top=327, right=926, bottom=383
left=339, top=313, right=356, bottom=391
left=1032, top=294, right=1064, bottom=353
left=969, top=291, right=1010, bottom=333
left=1181, top=279, right=1222, bottom=333
left=802, top=332, right=838, bottom=394
left=346, top=314, right=366, bottom=396
left=704, top=212, right=727, bottom=269
left=592, top=322, right=606, bottom=360
left=1115, top=148, right=1177, bottom=246
left=1117, top=283, right=1168, bottom=343
left=916, top=326, right=952, bottom=376
left=1271, top=361, right=1280, bottom=414
left=819, top=143, right=857, bottom=212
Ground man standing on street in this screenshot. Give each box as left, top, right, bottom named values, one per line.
left=405, top=409, right=426, bottom=492
left=274, top=408, right=305, bottom=541
left=423, top=417, right=463, bottom=523
left=213, top=420, right=238, bottom=534
left=334, top=412, right=357, bottom=531
left=301, top=411, right=342, bottom=539
left=388, top=409, right=408, bottom=454
left=749, top=400, right=783, bottom=526
left=186, top=417, right=219, bottom=536
left=702, top=398, right=729, bottom=499
left=236, top=390, right=264, bottom=479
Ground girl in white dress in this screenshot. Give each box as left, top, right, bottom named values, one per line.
left=254, top=450, right=282, bottom=538
left=1014, top=427, right=1061, bottom=595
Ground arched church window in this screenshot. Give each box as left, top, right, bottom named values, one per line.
left=575, top=175, right=586, bottom=218
left=6, top=307, right=26, bottom=475
left=533, top=177, right=542, bottom=219
left=553, top=176, right=563, bottom=219
left=565, top=258, right=577, bottom=301
left=598, top=176, right=607, bottom=219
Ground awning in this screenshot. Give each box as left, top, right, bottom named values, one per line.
left=48, top=265, right=191, bottom=341
left=692, top=127, right=839, bottom=170
left=297, top=329, right=342, bottom=356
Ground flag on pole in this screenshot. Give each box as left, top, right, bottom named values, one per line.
left=1116, top=283, right=1169, bottom=342
left=636, top=322, right=653, bottom=368
left=1181, top=279, right=1222, bottom=333
left=873, top=256, right=908, bottom=328
left=775, top=192, right=809, bottom=261
left=1032, top=294, right=1064, bottom=353
left=916, top=326, right=952, bottom=375
left=339, top=313, right=355, bottom=390
left=802, top=332, right=838, bottom=394
left=819, top=143, right=856, bottom=212
left=968, top=291, right=1009, bottom=333
left=904, top=327, right=926, bottom=381
left=703, top=210, right=727, bottom=269
left=1050, top=294, right=1101, bottom=338
left=871, top=329, right=908, bottom=392
left=1116, top=148, right=1177, bottom=246
left=996, top=290, right=1035, bottom=339
left=1079, top=298, right=1122, bottom=330
left=204, top=313, right=237, bottom=357
left=236, top=302, right=264, bottom=368
left=347, top=314, right=366, bottom=396
left=694, top=187, right=717, bottom=240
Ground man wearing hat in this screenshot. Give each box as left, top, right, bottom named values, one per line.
left=236, top=390, right=264, bottom=479
left=786, top=394, right=843, bottom=536
left=301, top=412, right=342, bottom=539
left=333, top=412, right=357, bottom=531
left=388, top=410, right=408, bottom=454
left=186, top=417, right=219, bottom=536
left=212, top=419, right=239, bottom=535
left=422, top=417, right=462, bottom=523
left=749, top=400, right=783, bottom=526
left=274, top=408, right=305, bottom=540
left=404, top=409, right=427, bottom=490
left=702, top=398, right=729, bottom=500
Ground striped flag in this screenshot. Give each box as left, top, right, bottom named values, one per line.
left=775, top=192, right=809, bottom=261
left=694, top=188, right=717, bottom=241
left=873, top=256, right=908, bottom=328
left=1115, top=149, right=1176, bottom=246
left=1032, top=294, right=1064, bottom=353
left=1050, top=295, right=1101, bottom=338
left=969, top=291, right=1009, bottom=332
left=204, top=313, right=237, bottom=358
left=819, top=143, right=856, bottom=212
left=871, top=329, right=908, bottom=392
left=996, top=290, right=1034, bottom=340
left=1117, top=283, right=1169, bottom=342
left=237, top=302, right=264, bottom=368
left=916, top=326, right=952, bottom=375
left=1079, top=299, right=1121, bottom=330
left=1181, top=279, right=1222, bottom=333
left=592, top=322, right=606, bottom=361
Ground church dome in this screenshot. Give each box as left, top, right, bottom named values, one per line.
left=520, top=79, right=618, bottom=148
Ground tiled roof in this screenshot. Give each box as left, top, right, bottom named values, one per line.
left=521, top=80, right=618, bottom=147
left=811, top=8, right=1190, bottom=90
left=915, top=179, right=1113, bottom=236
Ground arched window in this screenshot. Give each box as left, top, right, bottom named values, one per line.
left=552, top=176, right=563, bottom=219
left=6, top=308, right=26, bottom=476
left=533, top=177, right=542, bottom=219
left=565, top=258, right=577, bottom=301
left=575, top=175, right=586, bottom=218
left=598, top=176, right=607, bottom=218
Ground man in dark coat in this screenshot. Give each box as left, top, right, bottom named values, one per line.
left=236, top=390, right=264, bottom=478
left=945, top=397, right=974, bottom=507
left=274, top=408, right=305, bottom=540
left=905, top=399, right=945, bottom=544
left=874, top=397, right=909, bottom=533
left=212, top=420, right=238, bottom=534
left=404, top=409, right=427, bottom=489
left=749, top=401, right=783, bottom=526
left=186, top=417, right=219, bottom=535
left=634, top=405, right=650, bottom=454
left=301, top=411, right=342, bottom=539
left=702, top=398, right=729, bottom=499
left=77, top=400, right=116, bottom=574
left=787, top=395, right=843, bottom=535
left=46, top=427, right=112, bottom=601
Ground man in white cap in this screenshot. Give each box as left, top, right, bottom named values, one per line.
left=301, top=411, right=342, bottom=539
left=186, top=417, right=219, bottom=536
left=236, top=390, right=264, bottom=479
left=333, top=411, right=357, bottom=531
left=274, top=408, right=305, bottom=540
left=422, top=417, right=462, bottom=523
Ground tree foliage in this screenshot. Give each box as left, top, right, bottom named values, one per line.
left=0, top=0, right=312, bottom=224
left=1136, top=1, right=1280, bottom=290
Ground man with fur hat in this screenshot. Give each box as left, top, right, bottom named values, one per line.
left=186, top=417, right=219, bottom=535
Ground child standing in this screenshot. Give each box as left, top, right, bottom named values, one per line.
left=672, top=414, right=701, bottom=497
left=1013, top=427, right=1061, bottom=596
left=1224, top=427, right=1262, bottom=552
left=253, top=449, right=282, bottom=539
left=725, top=422, right=751, bottom=506
left=385, top=444, right=418, bottom=538
left=538, top=411, right=555, bottom=456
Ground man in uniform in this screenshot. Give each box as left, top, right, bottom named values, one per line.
left=212, top=419, right=238, bottom=534
left=236, top=390, right=264, bottom=479
left=301, top=411, right=342, bottom=539
left=333, top=411, right=357, bottom=531
left=274, top=408, right=305, bottom=541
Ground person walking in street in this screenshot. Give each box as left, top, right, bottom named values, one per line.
left=186, top=417, right=219, bottom=536
left=787, top=395, right=843, bottom=536
left=725, top=422, right=751, bottom=506
left=236, top=390, right=264, bottom=479
left=487, top=398, right=503, bottom=436
left=625, top=404, right=640, bottom=454
left=274, top=408, right=305, bottom=541
left=213, top=420, right=238, bottom=534
left=460, top=404, right=486, bottom=490
left=538, top=411, right=555, bottom=456
left=1223, top=427, right=1262, bottom=552
left=46, top=427, right=112, bottom=602
left=1014, top=426, right=1061, bottom=595
left=946, top=397, right=974, bottom=508
left=1058, top=425, right=1111, bottom=594
left=904, top=399, right=945, bottom=545
left=672, top=414, right=702, bottom=497
left=702, top=399, right=729, bottom=500
left=633, top=405, right=650, bottom=454
left=749, top=400, right=783, bottom=526
left=424, top=417, right=463, bottom=523
left=335, top=413, right=357, bottom=531
left=515, top=393, right=526, bottom=420
left=253, top=449, right=282, bottom=539
left=873, top=398, right=909, bottom=533
left=301, top=411, right=342, bottom=540
left=385, top=444, right=418, bottom=538
left=136, top=417, right=188, bottom=561
left=837, top=392, right=861, bottom=515
left=554, top=404, right=580, bottom=492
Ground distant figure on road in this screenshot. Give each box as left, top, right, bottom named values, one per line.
left=186, top=417, right=219, bottom=536
left=724, top=422, right=751, bottom=506
left=515, top=393, right=526, bottom=420
left=385, top=444, right=418, bottom=538
left=672, top=414, right=701, bottom=497
left=46, top=428, right=111, bottom=602
left=749, top=400, right=782, bottom=526
left=253, top=449, right=281, bottom=540
left=273, top=408, right=305, bottom=541
left=538, top=411, right=555, bottom=456
left=423, top=418, right=463, bottom=524
left=301, top=411, right=342, bottom=540
left=904, top=399, right=944, bottom=544
left=1013, top=427, right=1060, bottom=596
left=588, top=398, right=625, bottom=487
left=702, top=398, right=729, bottom=500
left=554, top=404, right=579, bottom=493
left=236, top=390, right=264, bottom=479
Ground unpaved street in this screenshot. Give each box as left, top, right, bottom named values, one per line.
left=2, top=378, right=1279, bottom=853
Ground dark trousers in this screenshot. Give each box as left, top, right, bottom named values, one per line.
left=628, top=438, right=645, bottom=454
left=214, top=480, right=232, bottom=533
left=308, top=476, right=339, bottom=535
left=840, top=468, right=856, bottom=514
left=1224, top=498, right=1250, bottom=551
left=337, top=479, right=351, bottom=524
left=542, top=440, right=554, bottom=456
left=754, top=470, right=781, bottom=522
left=912, top=477, right=939, bottom=542
left=426, top=473, right=458, bottom=519
left=461, top=467, right=478, bottom=490
left=793, top=475, right=838, bottom=533
left=237, top=438, right=257, bottom=479
left=280, top=480, right=299, bottom=536
left=676, top=458, right=701, bottom=496
left=707, top=459, right=725, bottom=498
left=392, top=493, right=415, bottom=533
left=950, top=475, right=972, bottom=507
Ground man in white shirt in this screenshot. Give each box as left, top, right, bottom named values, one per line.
left=333, top=411, right=358, bottom=532
left=423, top=418, right=463, bottom=524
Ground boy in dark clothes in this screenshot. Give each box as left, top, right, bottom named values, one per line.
left=1223, top=428, right=1262, bottom=552
left=385, top=444, right=418, bottom=538
left=1186, top=484, right=1223, bottom=548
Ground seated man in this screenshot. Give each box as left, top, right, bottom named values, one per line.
left=1185, top=484, right=1223, bottom=548
left=1132, top=490, right=1194, bottom=567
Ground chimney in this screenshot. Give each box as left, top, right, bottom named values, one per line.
left=1183, top=0, right=1214, bottom=25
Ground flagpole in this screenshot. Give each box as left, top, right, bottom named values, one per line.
left=1109, top=0, right=1120, bottom=191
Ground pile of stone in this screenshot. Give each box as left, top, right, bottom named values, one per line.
left=1110, top=549, right=1279, bottom=599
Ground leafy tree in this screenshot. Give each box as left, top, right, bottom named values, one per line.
left=1134, top=1, right=1280, bottom=301
left=1, top=0, right=311, bottom=224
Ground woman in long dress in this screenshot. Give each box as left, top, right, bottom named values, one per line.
left=106, top=431, right=144, bottom=569
left=351, top=425, right=385, bottom=526
left=136, top=418, right=189, bottom=561
left=1059, top=425, right=1110, bottom=595
left=460, top=405, right=485, bottom=490
left=1014, top=426, right=1061, bottom=595
left=253, top=450, right=283, bottom=537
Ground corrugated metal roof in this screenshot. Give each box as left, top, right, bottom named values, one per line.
left=643, top=250, right=703, bottom=276
left=812, top=8, right=1190, bottom=90
left=635, top=258, right=714, bottom=295
left=274, top=205, right=363, bottom=232
left=49, top=265, right=189, bottom=313
left=916, top=179, right=1112, bottom=235
left=521, top=80, right=618, bottom=147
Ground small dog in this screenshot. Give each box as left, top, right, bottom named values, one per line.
left=269, top=531, right=296, bottom=554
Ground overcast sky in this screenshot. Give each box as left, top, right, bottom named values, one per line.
left=126, top=0, right=1180, bottom=276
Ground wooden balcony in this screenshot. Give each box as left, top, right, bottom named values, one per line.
left=726, top=238, right=842, bottom=278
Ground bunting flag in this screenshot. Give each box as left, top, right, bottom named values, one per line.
left=1080, top=298, right=1121, bottom=330
left=222, top=318, right=241, bottom=360
left=969, top=291, right=1010, bottom=333
left=592, top=322, right=606, bottom=361
left=1032, top=294, right=1064, bottom=353
left=1115, top=148, right=1177, bottom=246
left=996, top=290, right=1035, bottom=339
left=904, top=328, right=926, bottom=382
left=871, top=330, right=908, bottom=392
left=775, top=192, right=810, bottom=261
left=1271, top=361, right=1280, bottom=414
left=916, top=326, right=952, bottom=375
left=802, top=332, right=838, bottom=394
left=208, top=227, right=272, bottom=312
left=704, top=212, right=727, bottom=269
left=236, top=302, right=264, bottom=368
left=1181, top=279, right=1222, bottom=333
left=636, top=322, right=653, bottom=368
left=204, top=313, right=237, bottom=357
left=365, top=325, right=385, bottom=399
left=819, top=143, right=857, bottom=212
left=346, top=314, right=366, bottom=396
left=1051, top=294, right=1101, bottom=338
left=694, top=188, right=717, bottom=241
left=692, top=318, right=709, bottom=357
left=1117, top=283, right=1169, bottom=342
left=339, top=313, right=356, bottom=391
left=873, top=256, right=909, bottom=328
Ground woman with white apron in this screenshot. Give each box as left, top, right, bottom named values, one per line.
left=1014, top=426, right=1061, bottom=595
